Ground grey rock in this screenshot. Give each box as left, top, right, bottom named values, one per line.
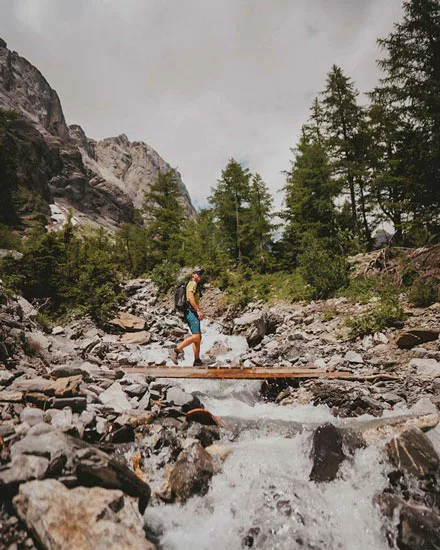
left=310, top=423, right=345, bottom=482
left=51, top=408, right=74, bottom=430
left=16, top=296, right=38, bottom=319
left=52, top=326, right=65, bottom=335
left=99, top=382, right=132, bottom=413
left=376, top=493, right=440, bottom=550
left=345, top=351, right=364, bottom=364
left=380, top=392, right=403, bottom=405
left=386, top=426, right=439, bottom=477
left=0, top=455, right=49, bottom=489
left=409, top=358, right=440, bottom=379
left=0, top=370, right=15, bottom=385
left=20, top=407, right=44, bottom=427
left=169, top=442, right=214, bottom=502
left=13, top=480, right=153, bottom=550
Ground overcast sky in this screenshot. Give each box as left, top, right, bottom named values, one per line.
left=1, top=0, right=403, bottom=209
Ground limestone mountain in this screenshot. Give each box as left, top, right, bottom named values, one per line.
left=0, top=37, right=194, bottom=231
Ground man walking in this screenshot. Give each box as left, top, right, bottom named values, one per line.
left=170, top=268, right=205, bottom=366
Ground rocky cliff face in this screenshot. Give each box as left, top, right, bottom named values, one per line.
left=0, top=38, right=194, bottom=230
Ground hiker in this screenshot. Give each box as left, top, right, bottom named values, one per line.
left=170, top=268, right=205, bottom=366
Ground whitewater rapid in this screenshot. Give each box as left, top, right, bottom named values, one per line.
left=137, top=320, right=438, bottom=550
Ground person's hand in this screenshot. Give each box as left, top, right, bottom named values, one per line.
left=197, top=310, right=204, bottom=320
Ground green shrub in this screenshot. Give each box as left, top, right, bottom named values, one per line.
left=35, top=312, right=52, bottom=332
left=150, top=261, right=180, bottom=293
left=346, top=295, right=406, bottom=339
left=298, top=241, right=349, bottom=300
left=408, top=278, right=439, bottom=307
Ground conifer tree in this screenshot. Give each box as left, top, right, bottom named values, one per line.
left=143, top=169, right=184, bottom=266
left=247, top=173, right=274, bottom=271
left=376, top=0, right=440, bottom=236
left=282, top=126, right=337, bottom=265
left=209, top=159, right=251, bottom=266
left=321, top=66, right=374, bottom=247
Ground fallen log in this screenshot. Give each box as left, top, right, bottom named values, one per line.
left=121, top=365, right=400, bottom=381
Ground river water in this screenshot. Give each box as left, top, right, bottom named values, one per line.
left=139, top=321, right=439, bottom=550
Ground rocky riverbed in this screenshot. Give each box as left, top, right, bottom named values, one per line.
left=1, top=277, right=440, bottom=549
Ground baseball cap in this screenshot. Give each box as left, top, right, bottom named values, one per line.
left=193, top=267, right=204, bottom=275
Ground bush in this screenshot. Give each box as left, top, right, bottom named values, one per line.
left=150, top=261, right=180, bottom=293
left=298, top=240, right=349, bottom=300
left=346, top=295, right=406, bottom=339
left=408, top=278, right=439, bottom=307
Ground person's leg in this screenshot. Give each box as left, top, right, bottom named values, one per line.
left=176, top=333, right=198, bottom=353
left=193, top=333, right=201, bottom=360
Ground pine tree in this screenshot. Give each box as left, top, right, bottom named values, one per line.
left=321, top=66, right=374, bottom=247
left=282, top=128, right=338, bottom=265
left=143, top=169, right=185, bottom=266
left=247, top=173, right=274, bottom=271
left=376, top=0, right=440, bottom=236
left=209, top=159, right=251, bottom=266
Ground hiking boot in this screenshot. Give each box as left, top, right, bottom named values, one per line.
left=169, top=347, right=182, bottom=365
left=193, top=358, right=204, bottom=367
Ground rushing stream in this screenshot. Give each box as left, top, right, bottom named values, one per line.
left=137, top=321, right=439, bottom=550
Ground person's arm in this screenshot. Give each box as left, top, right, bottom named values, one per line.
left=188, top=291, right=204, bottom=320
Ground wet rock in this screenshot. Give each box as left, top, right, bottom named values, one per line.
left=310, top=423, right=345, bottom=482
left=186, top=423, right=220, bottom=447
left=168, top=442, right=214, bottom=502
left=409, top=358, right=440, bottom=380
left=98, top=382, right=132, bottom=413
left=14, top=479, right=153, bottom=550
left=386, top=426, right=439, bottom=478
left=375, top=493, right=440, bottom=550
left=397, top=329, right=440, bottom=349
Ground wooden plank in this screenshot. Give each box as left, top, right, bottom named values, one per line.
left=121, top=365, right=399, bottom=381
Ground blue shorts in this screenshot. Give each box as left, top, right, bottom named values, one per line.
left=184, top=309, right=201, bottom=334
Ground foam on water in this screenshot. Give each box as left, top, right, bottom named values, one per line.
left=145, top=429, right=391, bottom=550
left=140, top=320, right=429, bottom=549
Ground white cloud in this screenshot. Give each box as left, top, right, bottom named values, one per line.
left=1, top=0, right=404, bottom=208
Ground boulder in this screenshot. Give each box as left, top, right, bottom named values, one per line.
left=98, top=382, right=132, bottom=413
left=21, top=407, right=44, bottom=427
left=344, top=351, right=363, bottom=364
left=233, top=311, right=268, bottom=347
left=409, top=358, right=440, bottom=380
left=0, top=455, right=49, bottom=493
left=397, top=329, right=440, bottom=349
left=121, top=331, right=151, bottom=345
left=0, top=370, right=15, bottom=385
left=13, top=480, right=154, bottom=550
left=375, top=493, right=440, bottom=550
left=169, top=442, right=214, bottom=502
left=386, top=426, right=439, bottom=477
left=310, top=423, right=345, bottom=482
left=109, top=312, right=146, bottom=332
left=166, top=387, right=203, bottom=412
left=11, top=375, right=83, bottom=397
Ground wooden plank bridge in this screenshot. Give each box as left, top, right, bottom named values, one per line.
left=121, top=365, right=399, bottom=381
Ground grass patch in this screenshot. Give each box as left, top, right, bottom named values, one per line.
left=345, top=295, right=406, bottom=339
